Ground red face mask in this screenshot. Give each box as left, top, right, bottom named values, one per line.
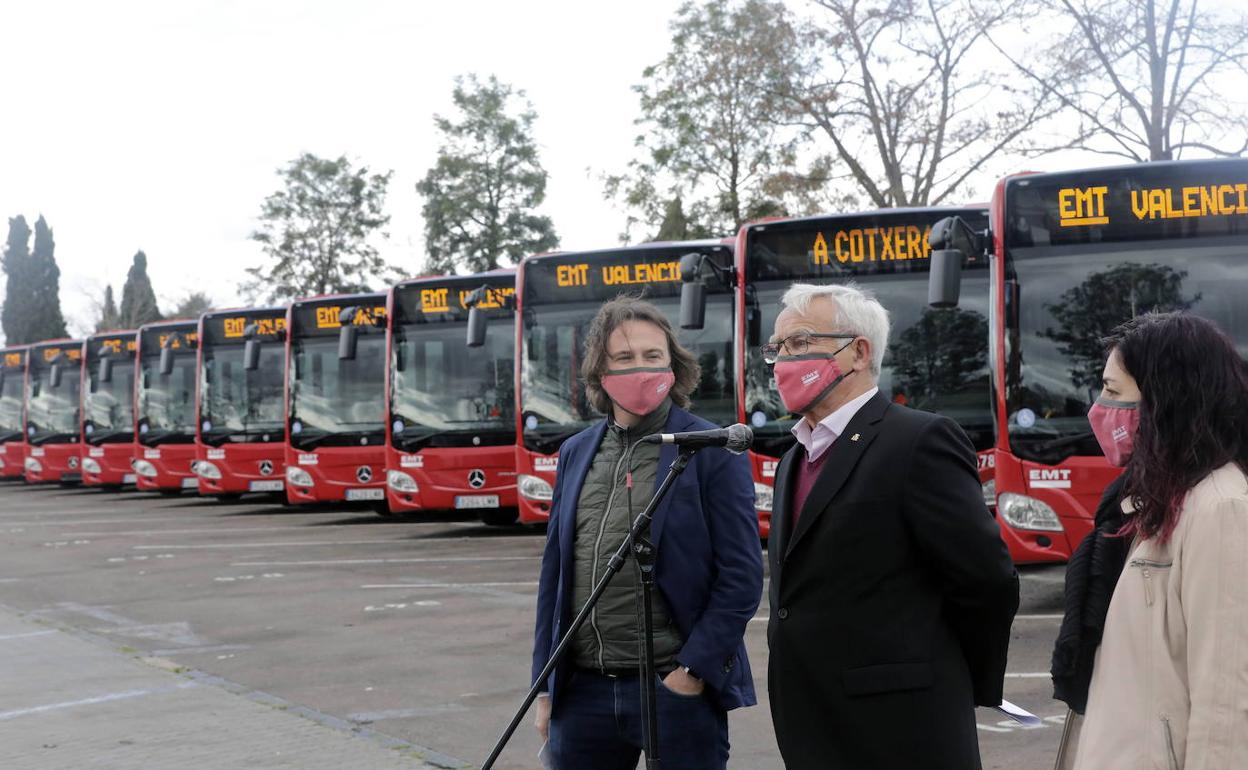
left=1088, top=397, right=1140, bottom=467
left=774, top=354, right=851, bottom=415
left=600, top=367, right=675, bottom=417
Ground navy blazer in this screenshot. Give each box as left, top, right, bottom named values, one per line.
left=531, top=405, right=763, bottom=712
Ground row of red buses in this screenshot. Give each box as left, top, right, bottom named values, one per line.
left=927, top=158, right=1248, bottom=563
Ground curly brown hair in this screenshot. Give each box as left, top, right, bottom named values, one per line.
left=581, top=295, right=701, bottom=414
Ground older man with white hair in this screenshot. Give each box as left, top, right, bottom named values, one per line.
left=764, top=282, right=1018, bottom=770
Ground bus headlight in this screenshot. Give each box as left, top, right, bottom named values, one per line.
left=387, top=470, right=419, bottom=493
left=997, top=492, right=1063, bottom=532
left=518, top=474, right=553, bottom=502
left=24, top=457, right=43, bottom=473
left=754, top=481, right=774, bottom=513
left=0, top=457, right=6, bottom=470
left=133, top=460, right=158, bottom=478
left=285, top=466, right=313, bottom=487
left=81, top=458, right=102, bottom=474
left=195, top=461, right=222, bottom=480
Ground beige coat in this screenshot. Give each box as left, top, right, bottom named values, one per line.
left=1075, top=463, right=1248, bottom=770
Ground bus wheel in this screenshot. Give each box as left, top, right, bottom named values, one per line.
left=480, top=509, right=519, bottom=527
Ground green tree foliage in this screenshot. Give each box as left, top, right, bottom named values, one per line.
left=244, top=153, right=395, bottom=303
left=888, top=308, right=989, bottom=400
left=169, top=291, right=213, bottom=320
left=28, top=215, right=68, bottom=342
left=120, top=251, right=163, bottom=329
left=97, top=285, right=120, bottom=332
left=1043, top=262, right=1199, bottom=390
left=606, top=0, right=823, bottom=240
left=2, top=215, right=33, bottom=345
left=417, top=75, right=559, bottom=273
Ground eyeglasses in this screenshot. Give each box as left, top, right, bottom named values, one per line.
left=760, top=333, right=857, bottom=365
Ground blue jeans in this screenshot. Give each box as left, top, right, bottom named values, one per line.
left=549, top=669, right=729, bottom=770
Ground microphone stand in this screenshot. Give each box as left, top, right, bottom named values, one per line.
left=481, top=447, right=698, bottom=770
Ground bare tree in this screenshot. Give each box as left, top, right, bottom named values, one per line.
left=996, top=0, right=1248, bottom=160
left=775, top=0, right=1062, bottom=207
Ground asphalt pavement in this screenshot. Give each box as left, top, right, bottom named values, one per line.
left=0, top=481, right=1071, bottom=769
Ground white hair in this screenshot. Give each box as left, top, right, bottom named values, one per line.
left=779, top=282, right=891, bottom=376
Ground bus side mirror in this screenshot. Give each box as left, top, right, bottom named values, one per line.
left=466, top=307, right=487, bottom=348
left=338, top=325, right=359, bottom=360
left=99, top=356, right=114, bottom=384
left=50, top=362, right=63, bottom=388
left=1005, top=279, right=1021, bottom=331
left=679, top=252, right=708, bottom=330
left=244, top=339, right=261, bottom=371
left=928, top=249, right=964, bottom=308
left=159, top=346, right=175, bottom=375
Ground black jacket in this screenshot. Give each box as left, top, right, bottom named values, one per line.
left=767, top=392, right=1019, bottom=770
left=1050, top=473, right=1130, bottom=714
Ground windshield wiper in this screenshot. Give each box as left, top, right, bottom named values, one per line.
left=1030, top=431, right=1096, bottom=453
left=29, top=431, right=78, bottom=446
left=86, top=428, right=132, bottom=445
left=0, top=429, right=22, bottom=444
left=524, top=425, right=585, bottom=455
left=293, top=428, right=382, bottom=451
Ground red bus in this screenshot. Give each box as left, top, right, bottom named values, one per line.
left=133, top=320, right=200, bottom=493
left=386, top=271, right=518, bottom=523
left=0, top=346, right=28, bottom=480
left=682, top=207, right=992, bottom=538
left=505, top=243, right=736, bottom=524
left=929, top=158, right=1248, bottom=563
left=283, top=293, right=388, bottom=507
left=195, top=307, right=288, bottom=499
left=81, top=331, right=139, bottom=488
left=24, top=339, right=85, bottom=484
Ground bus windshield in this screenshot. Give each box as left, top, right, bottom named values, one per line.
left=201, top=343, right=285, bottom=445
left=1006, top=240, right=1248, bottom=464
left=28, top=366, right=81, bottom=444
left=289, top=334, right=385, bottom=449
left=390, top=320, right=515, bottom=450
left=137, top=353, right=197, bottom=445
left=521, top=292, right=736, bottom=454
left=0, top=368, right=23, bottom=440
left=84, top=361, right=135, bottom=444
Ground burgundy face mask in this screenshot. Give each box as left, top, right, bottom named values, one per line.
left=1088, top=397, right=1140, bottom=467
left=600, top=367, right=675, bottom=417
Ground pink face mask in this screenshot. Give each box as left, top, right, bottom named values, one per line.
left=774, top=354, right=851, bottom=415
left=600, top=367, right=675, bottom=417
left=1088, top=397, right=1140, bottom=467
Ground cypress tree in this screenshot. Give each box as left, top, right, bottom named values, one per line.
left=27, top=215, right=68, bottom=341
left=1, top=215, right=33, bottom=344
left=119, top=251, right=162, bottom=328
left=98, top=285, right=120, bottom=331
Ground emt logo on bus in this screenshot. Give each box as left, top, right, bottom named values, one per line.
left=1059, top=181, right=1248, bottom=227
left=314, top=305, right=386, bottom=329
left=223, top=316, right=286, bottom=338
left=99, top=338, right=138, bottom=355
left=812, top=225, right=934, bottom=265
left=42, top=347, right=82, bottom=362
left=157, top=332, right=199, bottom=349
left=420, top=286, right=515, bottom=314
left=555, top=261, right=681, bottom=288
left=4, top=352, right=24, bottom=367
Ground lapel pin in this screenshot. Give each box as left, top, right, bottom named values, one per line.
left=850, top=433, right=860, bottom=442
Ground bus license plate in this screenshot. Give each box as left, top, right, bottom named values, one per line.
left=181, top=477, right=200, bottom=489
left=455, top=495, right=500, bottom=509
left=122, top=474, right=137, bottom=484
left=249, top=480, right=284, bottom=492
left=346, top=488, right=384, bottom=501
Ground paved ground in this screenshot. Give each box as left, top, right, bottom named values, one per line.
left=0, top=481, right=1071, bottom=769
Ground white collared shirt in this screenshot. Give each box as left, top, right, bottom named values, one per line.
left=790, top=387, right=879, bottom=463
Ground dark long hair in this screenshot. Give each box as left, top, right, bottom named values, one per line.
left=581, top=295, right=701, bottom=414
left=1107, top=312, right=1248, bottom=542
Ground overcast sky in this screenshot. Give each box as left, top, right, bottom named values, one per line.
left=1, top=0, right=1241, bottom=340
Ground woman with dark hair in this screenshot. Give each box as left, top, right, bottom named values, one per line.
left=530, top=296, right=762, bottom=769
left=1065, top=312, right=1248, bottom=769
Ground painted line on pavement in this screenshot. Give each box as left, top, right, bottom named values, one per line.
left=0, top=681, right=198, bottom=721
left=231, top=555, right=541, bottom=567
left=0, top=630, right=56, bottom=641
left=360, top=581, right=539, bottom=589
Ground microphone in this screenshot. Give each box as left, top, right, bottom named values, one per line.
left=641, top=424, right=753, bottom=455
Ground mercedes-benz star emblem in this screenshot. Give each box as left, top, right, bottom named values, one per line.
left=468, top=469, right=486, bottom=489
left=68, top=456, right=79, bottom=469
left=356, top=466, right=373, bottom=483
left=259, top=460, right=274, bottom=476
